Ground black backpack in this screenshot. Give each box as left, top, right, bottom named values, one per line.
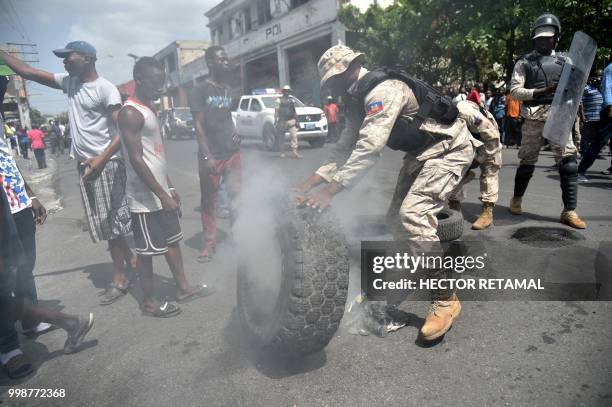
left=350, top=68, right=458, bottom=152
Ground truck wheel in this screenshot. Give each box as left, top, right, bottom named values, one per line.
left=436, top=208, right=463, bottom=242
left=308, top=139, right=325, bottom=148
left=237, top=198, right=350, bottom=357
left=262, top=124, right=276, bottom=151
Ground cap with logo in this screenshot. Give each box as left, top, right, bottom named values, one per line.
left=53, top=41, right=97, bottom=58
left=317, top=45, right=365, bottom=88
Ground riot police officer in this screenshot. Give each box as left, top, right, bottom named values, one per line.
left=275, top=85, right=301, bottom=158
left=508, top=14, right=586, bottom=229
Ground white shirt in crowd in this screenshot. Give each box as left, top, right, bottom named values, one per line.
left=54, top=73, right=122, bottom=161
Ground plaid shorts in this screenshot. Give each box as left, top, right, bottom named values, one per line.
left=78, top=159, right=132, bottom=242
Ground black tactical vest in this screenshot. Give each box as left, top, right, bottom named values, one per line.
left=345, top=68, right=458, bottom=153
left=278, top=97, right=296, bottom=120
left=522, top=51, right=566, bottom=106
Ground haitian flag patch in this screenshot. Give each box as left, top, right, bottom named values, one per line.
left=366, top=100, right=384, bottom=116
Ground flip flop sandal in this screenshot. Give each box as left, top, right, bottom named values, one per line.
left=97, top=281, right=133, bottom=296
left=142, top=302, right=182, bottom=318
left=2, top=353, right=34, bottom=379
left=63, top=313, right=94, bottom=355
left=98, top=282, right=129, bottom=305
left=177, top=284, right=216, bottom=304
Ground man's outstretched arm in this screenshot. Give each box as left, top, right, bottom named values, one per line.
left=0, top=50, right=61, bottom=90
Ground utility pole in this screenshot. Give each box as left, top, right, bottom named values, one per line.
left=2, top=42, right=39, bottom=131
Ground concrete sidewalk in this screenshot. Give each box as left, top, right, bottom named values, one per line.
left=14, top=152, right=64, bottom=213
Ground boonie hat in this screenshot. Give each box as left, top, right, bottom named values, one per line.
left=317, top=45, right=365, bottom=88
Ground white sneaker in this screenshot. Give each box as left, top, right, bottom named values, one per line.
left=577, top=174, right=590, bottom=183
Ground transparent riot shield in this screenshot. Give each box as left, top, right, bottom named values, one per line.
left=543, top=31, right=597, bottom=147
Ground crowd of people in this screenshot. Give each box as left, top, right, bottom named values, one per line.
left=0, top=11, right=610, bottom=382
left=443, top=84, right=523, bottom=148
left=3, top=118, right=70, bottom=170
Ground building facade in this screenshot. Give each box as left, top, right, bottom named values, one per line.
left=204, top=0, right=393, bottom=106
left=153, top=40, right=209, bottom=109
left=2, top=76, right=31, bottom=129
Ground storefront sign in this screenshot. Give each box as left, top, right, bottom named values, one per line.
left=265, top=24, right=282, bottom=39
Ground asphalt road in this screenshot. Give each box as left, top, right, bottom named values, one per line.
left=1, top=139, right=611, bottom=407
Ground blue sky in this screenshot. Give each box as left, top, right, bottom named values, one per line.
left=1, top=0, right=217, bottom=114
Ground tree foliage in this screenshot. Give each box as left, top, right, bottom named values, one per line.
left=339, top=0, right=611, bottom=89
left=29, top=107, right=45, bottom=128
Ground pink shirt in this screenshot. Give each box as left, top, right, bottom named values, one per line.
left=324, top=103, right=339, bottom=123
left=28, top=129, right=45, bottom=150
left=468, top=89, right=481, bottom=105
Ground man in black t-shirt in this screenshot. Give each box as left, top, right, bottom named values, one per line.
left=189, top=46, right=241, bottom=263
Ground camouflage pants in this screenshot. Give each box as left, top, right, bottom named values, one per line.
left=450, top=149, right=501, bottom=204
left=277, top=119, right=299, bottom=151
left=573, top=118, right=582, bottom=153
left=519, top=119, right=578, bottom=165
left=386, top=140, right=474, bottom=241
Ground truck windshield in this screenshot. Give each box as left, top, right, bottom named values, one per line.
left=173, top=109, right=191, bottom=121
left=261, top=96, right=305, bottom=109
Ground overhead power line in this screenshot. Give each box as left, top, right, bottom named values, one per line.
left=6, top=0, right=31, bottom=41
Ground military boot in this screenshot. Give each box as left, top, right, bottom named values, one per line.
left=420, top=294, right=461, bottom=341
left=511, top=165, right=534, bottom=215
left=560, top=210, right=587, bottom=229
left=509, top=196, right=522, bottom=215
left=472, top=203, right=494, bottom=230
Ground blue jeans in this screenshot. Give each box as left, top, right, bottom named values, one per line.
left=0, top=209, right=38, bottom=354
left=578, top=115, right=612, bottom=174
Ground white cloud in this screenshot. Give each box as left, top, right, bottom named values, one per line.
left=23, top=0, right=220, bottom=85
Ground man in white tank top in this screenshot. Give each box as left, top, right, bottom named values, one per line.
left=119, top=57, right=214, bottom=317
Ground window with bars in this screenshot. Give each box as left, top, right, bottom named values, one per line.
left=257, top=0, right=272, bottom=25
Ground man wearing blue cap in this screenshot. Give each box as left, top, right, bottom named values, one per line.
left=0, top=42, right=135, bottom=306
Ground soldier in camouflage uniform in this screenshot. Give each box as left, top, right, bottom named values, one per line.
left=508, top=14, right=586, bottom=229
left=449, top=100, right=502, bottom=230
left=294, top=45, right=481, bottom=341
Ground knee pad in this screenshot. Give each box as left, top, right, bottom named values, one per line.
left=559, top=156, right=578, bottom=176
left=516, top=164, right=535, bottom=179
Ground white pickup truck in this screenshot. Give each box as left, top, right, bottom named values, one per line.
left=232, top=90, right=328, bottom=149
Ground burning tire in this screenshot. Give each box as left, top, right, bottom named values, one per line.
left=237, top=199, right=350, bottom=357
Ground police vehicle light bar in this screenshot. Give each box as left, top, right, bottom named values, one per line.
left=252, top=88, right=281, bottom=95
